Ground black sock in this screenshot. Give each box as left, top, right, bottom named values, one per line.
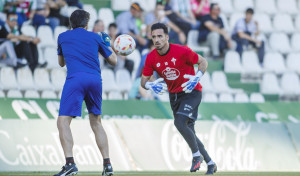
left=66, top=157, right=74, bottom=165
left=103, top=158, right=110, bottom=165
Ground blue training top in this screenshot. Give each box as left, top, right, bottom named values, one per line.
left=57, top=28, right=112, bottom=76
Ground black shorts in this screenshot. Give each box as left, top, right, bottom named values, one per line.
left=169, top=89, right=202, bottom=120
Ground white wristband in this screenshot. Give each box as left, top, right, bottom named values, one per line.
left=196, top=70, right=203, bottom=78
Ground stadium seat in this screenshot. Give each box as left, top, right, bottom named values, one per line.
left=250, top=93, right=265, bottom=103
left=54, top=26, right=68, bottom=42
left=33, top=68, right=54, bottom=90
left=213, top=0, right=233, bottom=14
left=255, top=0, right=277, bottom=14
left=116, top=69, right=132, bottom=92
left=17, top=67, right=35, bottom=90
left=0, top=67, right=19, bottom=90
left=286, top=53, right=300, bottom=74
left=263, top=52, right=287, bottom=74
left=41, top=90, right=57, bottom=99
left=58, top=90, right=62, bottom=99
left=108, top=91, right=123, bottom=100
left=273, top=14, right=295, bottom=34
left=229, top=13, right=244, bottom=31
left=233, top=0, right=254, bottom=12
left=296, top=15, right=300, bottom=31
left=102, top=69, right=117, bottom=93
left=224, top=51, right=243, bottom=73
left=280, top=72, right=300, bottom=95
left=187, top=30, right=210, bottom=55
left=234, top=93, right=249, bottom=103
left=269, top=33, right=291, bottom=54
left=37, top=25, right=56, bottom=48
left=253, top=13, right=273, bottom=33
left=126, top=50, right=141, bottom=71
left=277, top=0, right=298, bottom=14
left=202, top=93, right=218, bottom=102
left=67, top=6, right=78, bottom=17
left=219, top=13, right=230, bottom=32
left=98, top=8, right=115, bottom=30
left=21, top=25, right=36, bottom=37
left=0, top=90, right=5, bottom=98
left=24, top=90, right=40, bottom=98
left=291, top=33, right=300, bottom=52
left=44, top=47, right=60, bottom=69
left=212, top=71, right=242, bottom=93
left=102, top=92, right=108, bottom=100
left=241, top=51, right=263, bottom=74
left=111, top=0, right=130, bottom=11
left=51, top=68, right=66, bottom=91
left=83, top=6, right=97, bottom=29
left=157, top=93, right=169, bottom=102
left=7, top=90, right=22, bottom=98
left=261, top=73, right=282, bottom=94
left=200, top=72, right=214, bottom=93
left=219, top=93, right=234, bottom=103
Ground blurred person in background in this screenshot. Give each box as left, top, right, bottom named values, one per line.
left=190, top=0, right=210, bottom=21
left=0, top=12, right=40, bottom=72
left=116, top=2, right=147, bottom=51
left=47, top=0, right=69, bottom=27
left=65, top=0, right=82, bottom=9
left=4, top=0, right=36, bottom=26
left=232, top=8, right=265, bottom=64
left=108, top=22, right=118, bottom=43
left=92, top=19, right=105, bottom=33
left=145, top=0, right=186, bottom=44
left=32, top=0, right=60, bottom=32
left=198, top=3, right=234, bottom=59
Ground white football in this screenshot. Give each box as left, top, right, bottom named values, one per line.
left=113, top=34, right=136, bottom=56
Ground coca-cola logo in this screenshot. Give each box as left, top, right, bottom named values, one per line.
left=161, top=118, right=259, bottom=171
left=162, top=67, right=180, bottom=80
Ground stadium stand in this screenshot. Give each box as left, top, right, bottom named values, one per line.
left=234, top=93, right=250, bottom=103
left=24, top=90, right=40, bottom=98
left=224, top=51, right=242, bottom=73
left=202, top=93, right=218, bottom=102
left=233, top=0, right=254, bottom=12
left=219, top=93, right=234, bottom=103
left=7, top=90, right=22, bottom=98
left=255, top=0, right=277, bottom=15
left=17, top=67, right=35, bottom=90
left=263, top=52, right=287, bottom=74
left=250, top=93, right=265, bottom=103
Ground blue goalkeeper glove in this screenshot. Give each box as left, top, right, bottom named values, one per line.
left=181, top=70, right=203, bottom=93
left=145, top=78, right=168, bottom=95
left=99, top=32, right=111, bottom=47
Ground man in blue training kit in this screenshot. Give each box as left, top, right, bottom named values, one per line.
left=54, top=9, right=117, bottom=176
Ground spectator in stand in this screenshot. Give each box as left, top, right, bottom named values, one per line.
left=4, top=0, right=36, bottom=26
left=198, top=3, right=235, bottom=59
left=190, top=0, right=210, bottom=21
left=32, top=0, right=60, bottom=32
left=116, top=2, right=147, bottom=51
left=145, top=0, right=186, bottom=44
left=0, top=12, right=40, bottom=72
left=65, top=0, right=82, bottom=9
left=232, top=8, right=265, bottom=64
left=0, top=40, right=26, bottom=68
left=92, top=19, right=105, bottom=33
left=47, top=0, right=69, bottom=27
left=108, top=23, right=118, bottom=43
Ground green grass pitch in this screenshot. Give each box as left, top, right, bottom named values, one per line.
left=0, top=172, right=300, bottom=176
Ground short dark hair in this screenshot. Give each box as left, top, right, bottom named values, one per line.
left=210, top=3, right=218, bottom=11
left=69, top=9, right=90, bottom=29
left=108, top=23, right=117, bottom=29
left=148, top=39, right=154, bottom=49
left=246, top=8, right=254, bottom=14
left=6, top=11, right=17, bottom=19
left=151, top=23, right=168, bottom=34
left=94, top=19, right=103, bottom=26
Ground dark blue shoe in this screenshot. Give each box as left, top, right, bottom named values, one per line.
left=190, top=155, right=204, bottom=172
left=54, top=163, right=78, bottom=176
left=205, top=163, right=217, bottom=175
left=102, top=163, right=114, bottom=176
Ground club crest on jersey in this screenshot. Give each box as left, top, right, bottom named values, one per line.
left=157, top=63, right=160, bottom=67
left=162, top=67, right=180, bottom=80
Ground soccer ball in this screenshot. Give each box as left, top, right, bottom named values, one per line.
left=113, top=34, right=136, bottom=56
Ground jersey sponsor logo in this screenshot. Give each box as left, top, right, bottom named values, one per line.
left=162, top=67, right=180, bottom=80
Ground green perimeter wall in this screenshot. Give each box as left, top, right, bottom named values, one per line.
left=0, top=98, right=299, bottom=123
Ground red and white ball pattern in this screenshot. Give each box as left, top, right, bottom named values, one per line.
left=113, top=34, right=136, bottom=56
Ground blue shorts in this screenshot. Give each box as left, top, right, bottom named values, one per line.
left=59, top=72, right=102, bottom=117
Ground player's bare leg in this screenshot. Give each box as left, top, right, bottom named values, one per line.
left=89, top=114, right=113, bottom=176
left=55, top=116, right=78, bottom=176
